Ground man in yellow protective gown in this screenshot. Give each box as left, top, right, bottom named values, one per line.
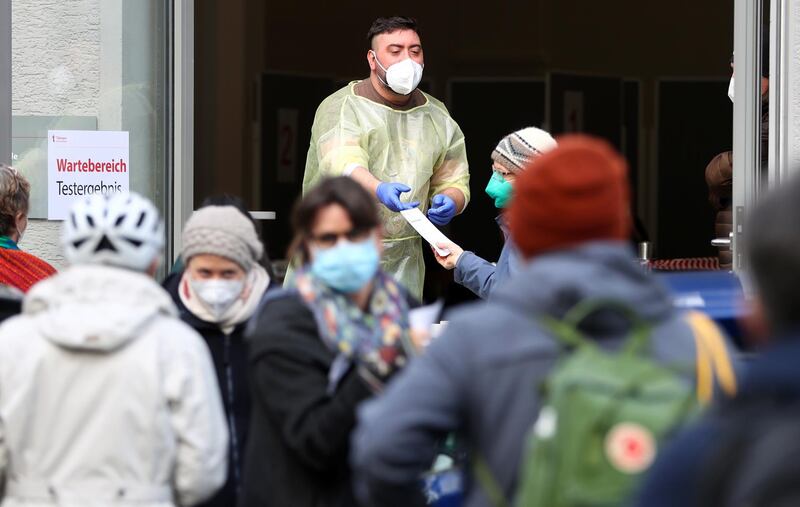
left=301, top=16, right=470, bottom=299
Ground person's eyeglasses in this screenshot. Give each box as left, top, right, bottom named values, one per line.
left=310, top=227, right=372, bottom=249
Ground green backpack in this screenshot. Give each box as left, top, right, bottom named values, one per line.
left=475, top=300, right=736, bottom=507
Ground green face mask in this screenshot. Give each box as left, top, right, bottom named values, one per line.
left=485, top=171, right=514, bottom=208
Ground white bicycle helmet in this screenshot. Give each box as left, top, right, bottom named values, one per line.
left=63, top=192, right=165, bottom=272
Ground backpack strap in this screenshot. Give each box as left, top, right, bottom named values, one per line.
left=473, top=454, right=511, bottom=507
left=686, top=311, right=737, bottom=405
left=549, top=299, right=652, bottom=357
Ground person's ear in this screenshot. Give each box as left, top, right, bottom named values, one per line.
left=367, top=50, right=377, bottom=73
left=15, top=212, right=27, bottom=235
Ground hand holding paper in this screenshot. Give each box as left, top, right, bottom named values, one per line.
left=400, top=208, right=452, bottom=256
left=432, top=240, right=464, bottom=270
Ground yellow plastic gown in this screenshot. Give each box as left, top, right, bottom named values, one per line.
left=302, top=82, right=470, bottom=299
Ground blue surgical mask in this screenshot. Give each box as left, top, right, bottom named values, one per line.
left=311, top=237, right=380, bottom=293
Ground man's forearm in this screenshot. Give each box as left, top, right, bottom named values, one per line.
left=349, top=166, right=381, bottom=194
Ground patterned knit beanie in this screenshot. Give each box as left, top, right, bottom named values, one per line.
left=508, top=134, right=631, bottom=259
left=182, top=205, right=263, bottom=270
left=491, top=127, right=558, bottom=174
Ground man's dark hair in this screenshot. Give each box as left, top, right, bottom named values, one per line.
left=366, top=17, right=420, bottom=49
left=289, top=177, right=380, bottom=264
left=746, top=175, right=800, bottom=335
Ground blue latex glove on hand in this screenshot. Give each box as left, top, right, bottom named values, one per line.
left=427, top=194, right=457, bottom=226
left=376, top=182, right=420, bottom=212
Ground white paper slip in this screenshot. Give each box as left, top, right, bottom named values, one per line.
left=431, top=321, right=449, bottom=339
left=409, top=300, right=444, bottom=333
left=400, top=208, right=452, bottom=256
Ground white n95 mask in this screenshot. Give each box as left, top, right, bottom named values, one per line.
left=191, top=278, right=245, bottom=318
left=372, top=51, right=424, bottom=96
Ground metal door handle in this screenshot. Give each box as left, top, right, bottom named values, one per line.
left=249, top=211, right=276, bottom=220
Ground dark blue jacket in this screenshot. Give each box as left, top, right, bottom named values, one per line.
left=634, top=338, right=800, bottom=507
left=454, top=216, right=521, bottom=300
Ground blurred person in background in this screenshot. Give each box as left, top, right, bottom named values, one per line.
left=0, top=164, right=56, bottom=292
left=352, top=136, right=737, bottom=507
left=163, top=203, right=271, bottom=507
left=635, top=175, right=800, bottom=507
left=706, top=151, right=733, bottom=270
left=241, top=177, right=414, bottom=507
left=433, top=127, right=556, bottom=299
left=0, top=192, right=228, bottom=506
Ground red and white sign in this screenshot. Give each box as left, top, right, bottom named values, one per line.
left=47, top=130, right=129, bottom=220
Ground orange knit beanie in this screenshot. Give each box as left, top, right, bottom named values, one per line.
left=508, top=134, right=631, bottom=259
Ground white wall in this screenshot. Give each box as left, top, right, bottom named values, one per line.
left=12, top=0, right=99, bottom=268
left=11, top=0, right=126, bottom=269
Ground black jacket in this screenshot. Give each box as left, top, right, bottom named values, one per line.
left=635, top=336, right=800, bottom=507
left=0, top=286, right=21, bottom=324
left=163, top=273, right=252, bottom=507
left=241, top=291, right=374, bottom=507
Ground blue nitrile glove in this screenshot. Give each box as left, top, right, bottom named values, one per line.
left=427, top=194, right=457, bottom=226
left=376, top=182, right=420, bottom=212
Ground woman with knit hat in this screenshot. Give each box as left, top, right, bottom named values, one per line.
left=0, top=164, right=56, bottom=292
left=433, top=127, right=557, bottom=299
left=162, top=204, right=271, bottom=507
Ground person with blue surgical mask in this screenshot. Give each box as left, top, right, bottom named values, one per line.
left=241, top=176, right=415, bottom=507
left=299, top=16, right=471, bottom=300
left=433, top=127, right=557, bottom=299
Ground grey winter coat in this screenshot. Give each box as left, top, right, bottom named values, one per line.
left=351, top=241, right=737, bottom=507
left=454, top=216, right=521, bottom=300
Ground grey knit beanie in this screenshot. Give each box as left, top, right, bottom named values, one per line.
left=491, top=127, right=558, bottom=174
left=182, top=205, right=263, bottom=270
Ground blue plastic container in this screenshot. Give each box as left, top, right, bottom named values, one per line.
left=655, top=270, right=747, bottom=345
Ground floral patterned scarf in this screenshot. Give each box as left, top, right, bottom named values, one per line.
left=294, top=268, right=413, bottom=383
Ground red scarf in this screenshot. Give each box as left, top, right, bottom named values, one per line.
left=0, top=249, right=57, bottom=292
